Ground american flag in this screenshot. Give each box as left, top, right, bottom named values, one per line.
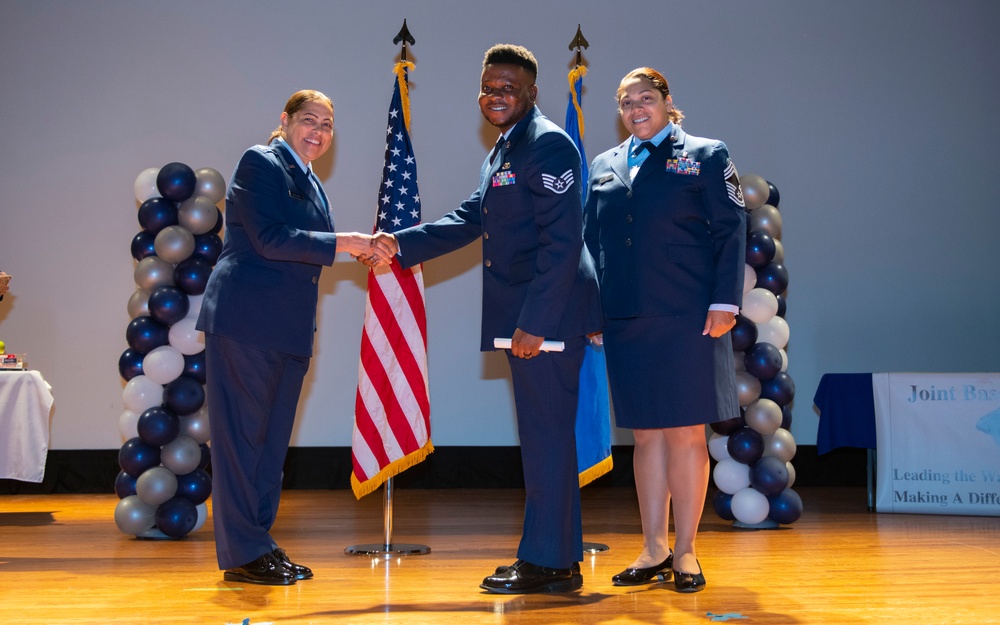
left=351, top=62, right=432, bottom=498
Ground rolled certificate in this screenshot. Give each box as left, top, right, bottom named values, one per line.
left=493, top=338, right=565, bottom=352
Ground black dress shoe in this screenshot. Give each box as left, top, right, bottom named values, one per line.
left=273, top=548, right=313, bottom=580
left=480, top=560, right=583, bottom=594
left=223, top=552, right=296, bottom=585
left=672, top=559, right=706, bottom=593
left=611, top=551, right=673, bottom=586
left=496, top=560, right=581, bottom=575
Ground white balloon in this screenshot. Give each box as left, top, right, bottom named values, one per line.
left=142, top=345, right=185, bottom=385
left=119, top=409, right=140, bottom=440
left=741, top=288, right=779, bottom=324
left=134, top=167, right=161, bottom=203
left=122, top=375, right=164, bottom=414
left=756, top=316, right=790, bottom=350
left=192, top=502, right=209, bottom=532
left=713, top=458, right=751, bottom=495
left=732, top=487, right=770, bottom=524
left=779, top=348, right=788, bottom=372
left=743, top=264, right=757, bottom=295
left=184, top=293, right=204, bottom=319
left=708, top=434, right=731, bottom=462
left=169, top=317, right=205, bottom=355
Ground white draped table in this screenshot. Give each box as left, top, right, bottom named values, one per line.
left=0, top=370, right=53, bottom=482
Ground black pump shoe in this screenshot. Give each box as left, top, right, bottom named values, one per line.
left=611, top=551, right=673, bottom=586
left=672, top=559, right=706, bottom=593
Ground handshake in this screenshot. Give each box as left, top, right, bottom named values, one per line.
left=350, top=232, right=399, bottom=269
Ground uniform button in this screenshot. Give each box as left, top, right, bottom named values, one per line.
left=626, top=214, right=633, bottom=223
left=625, top=238, right=632, bottom=247
left=483, top=207, right=489, bottom=214
left=312, top=276, right=318, bottom=284
left=626, top=191, right=633, bottom=199
left=483, top=231, right=489, bottom=240
left=485, top=259, right=492, bottom=267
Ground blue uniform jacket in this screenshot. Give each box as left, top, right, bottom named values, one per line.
left=197, top=141, right=339, bottom=357
left=395, top=106, right=602, bottom=350
left=584, top=126, right=746, bottom=319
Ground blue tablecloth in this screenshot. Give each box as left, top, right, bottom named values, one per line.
left=814, top=373, right=876, bottom=454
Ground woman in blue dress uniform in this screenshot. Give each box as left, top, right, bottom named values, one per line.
left=583, top=68, right=746, bottom=592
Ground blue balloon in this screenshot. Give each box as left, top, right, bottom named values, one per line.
left=191, top=233, right=223, bottom=265
left=709, top=415, right=746, bottom=436
left=137, top=197, right=178, bottom=234
left=767, top=181, right=781, bottom=208
left=155, top=496, right=198, bottom=538
left=760, top=372, right=796, bottom=407
left=118, top=347, right=145, bottom=381
left=768, top=488, right=803, bottom=524
left=131, top=231, right=157, bottom=261
left=712, top=489, right=735, bottom=521
left=119, top=437, right=161, bottom=475
left=755, top=262, right=789, bottom=296
left=781, top=405, right=793, bottom=430
left=156, top=162, right=196, bottom=203
left=198, top=443, right=211, bottom=470
left=745, top=342, right=783, bottom=380
left=147, top=285, right=190, bottom=326
left=174, top=257, right=213, bottom=295
left=750, top=456, right=790, bottom=496
left=727, top=426, right=764, bottom=464
left=209, top=207, right=224, bottom=234
left=775, top=294, right=786, bottom=318
left=183, top=351, right=206, bottom=384
left=175, top=469, right=212, bottom=505
left=137, top=406, right=180, bottom=446
left=115, top=470, right=138, bottom=499
left=730, top=315, right=758, bottom=352
left=163, top=375, right=205, bottom=415
left=745, top=230, right=776, bottom=268
left=125, top=316, right=170, bottom=353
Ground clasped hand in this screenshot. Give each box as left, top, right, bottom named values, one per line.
left=355, top=232, right=399, bottom=268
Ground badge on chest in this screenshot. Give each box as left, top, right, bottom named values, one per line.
left=492, top=170, right=516, bottom=187
left=666, top=153, right=700, bottom=176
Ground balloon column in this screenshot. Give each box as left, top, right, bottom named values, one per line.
left=709, top=174, right=802, bottom=528
left=115, top=162, right=224, bottom=539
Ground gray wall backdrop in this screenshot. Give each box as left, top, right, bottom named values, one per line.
left=1, top=1, right=998, bottom=451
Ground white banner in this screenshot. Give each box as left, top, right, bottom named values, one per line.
left=874, top=372, right=1000, bottom=516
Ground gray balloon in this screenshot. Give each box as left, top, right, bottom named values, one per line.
left=733, top=350, right=746, bottom=372
left=735, top=371, right=762, bottom=407
left=134, top=256, right=175, bottom=292
left=749, top=204, right=783, bottom=240
left=179, top=196, right=220, bottom=235
left=127, top=288, right=150, bottom=319
left=136, top=466, right=178, bottom=506
left=161, top=435, right=201, bottom=474
left=179, top=407, right=210, bottom=444
left=153, top=225, right=195, bottom=264
left=740, top=173, right=769, bottom=210
left=765, top=428, right=797, bottom=462
left=114, top=495, right=157, bottom=535
left=772, top=238, right=785, bottom=264
left=194, top=167, right=226, bottom=204
left=745, top=398, right=782, bottom=436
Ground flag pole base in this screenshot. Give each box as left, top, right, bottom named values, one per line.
left=583, top=541, right=610, bottom=553
left=344, top=543, right=430, bottom=556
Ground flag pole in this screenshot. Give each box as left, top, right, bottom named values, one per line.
left=345, top=20, right=429, bottom=557
left=568, top=23, right=610, bottom=555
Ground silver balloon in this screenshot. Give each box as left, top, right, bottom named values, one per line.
left=194, top=167, right=226, bottom=204
left=179, top=196, right=220, bottom=235
left=134, top=256, right=175, bottom=292
left=733, top=350, right=746, bottom=372
left=749, top=204, right=782, bottom=240
left=740, top=173, right=769, bottom=210
left=786, top=461, right=797, bottom=488
left=136, top=466, right=178, bottom=506
left=127, top=288, right=150, bottom=319
left=114, top=495, right=157, bottom=535
left=744, top=398, right=782, bottom=436
left=764, top=428, right=797, bottom=462
left=772, top=239, right=785, bottom=264
left=153, top=225, right=195, bottom=264
left=161, top=435, right=201, bottom=474
left=735, top=370, right=761, bottom=407
left=179, top=406, right=210, bottom=444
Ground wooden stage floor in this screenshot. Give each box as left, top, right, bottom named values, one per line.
left=1, top=487, right=999, bottom=624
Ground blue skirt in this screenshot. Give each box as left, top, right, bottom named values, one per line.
left=604, top=315, right=739, bottom=429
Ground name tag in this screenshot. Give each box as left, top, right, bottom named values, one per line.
left=288, top=190, right=305, bottom=200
